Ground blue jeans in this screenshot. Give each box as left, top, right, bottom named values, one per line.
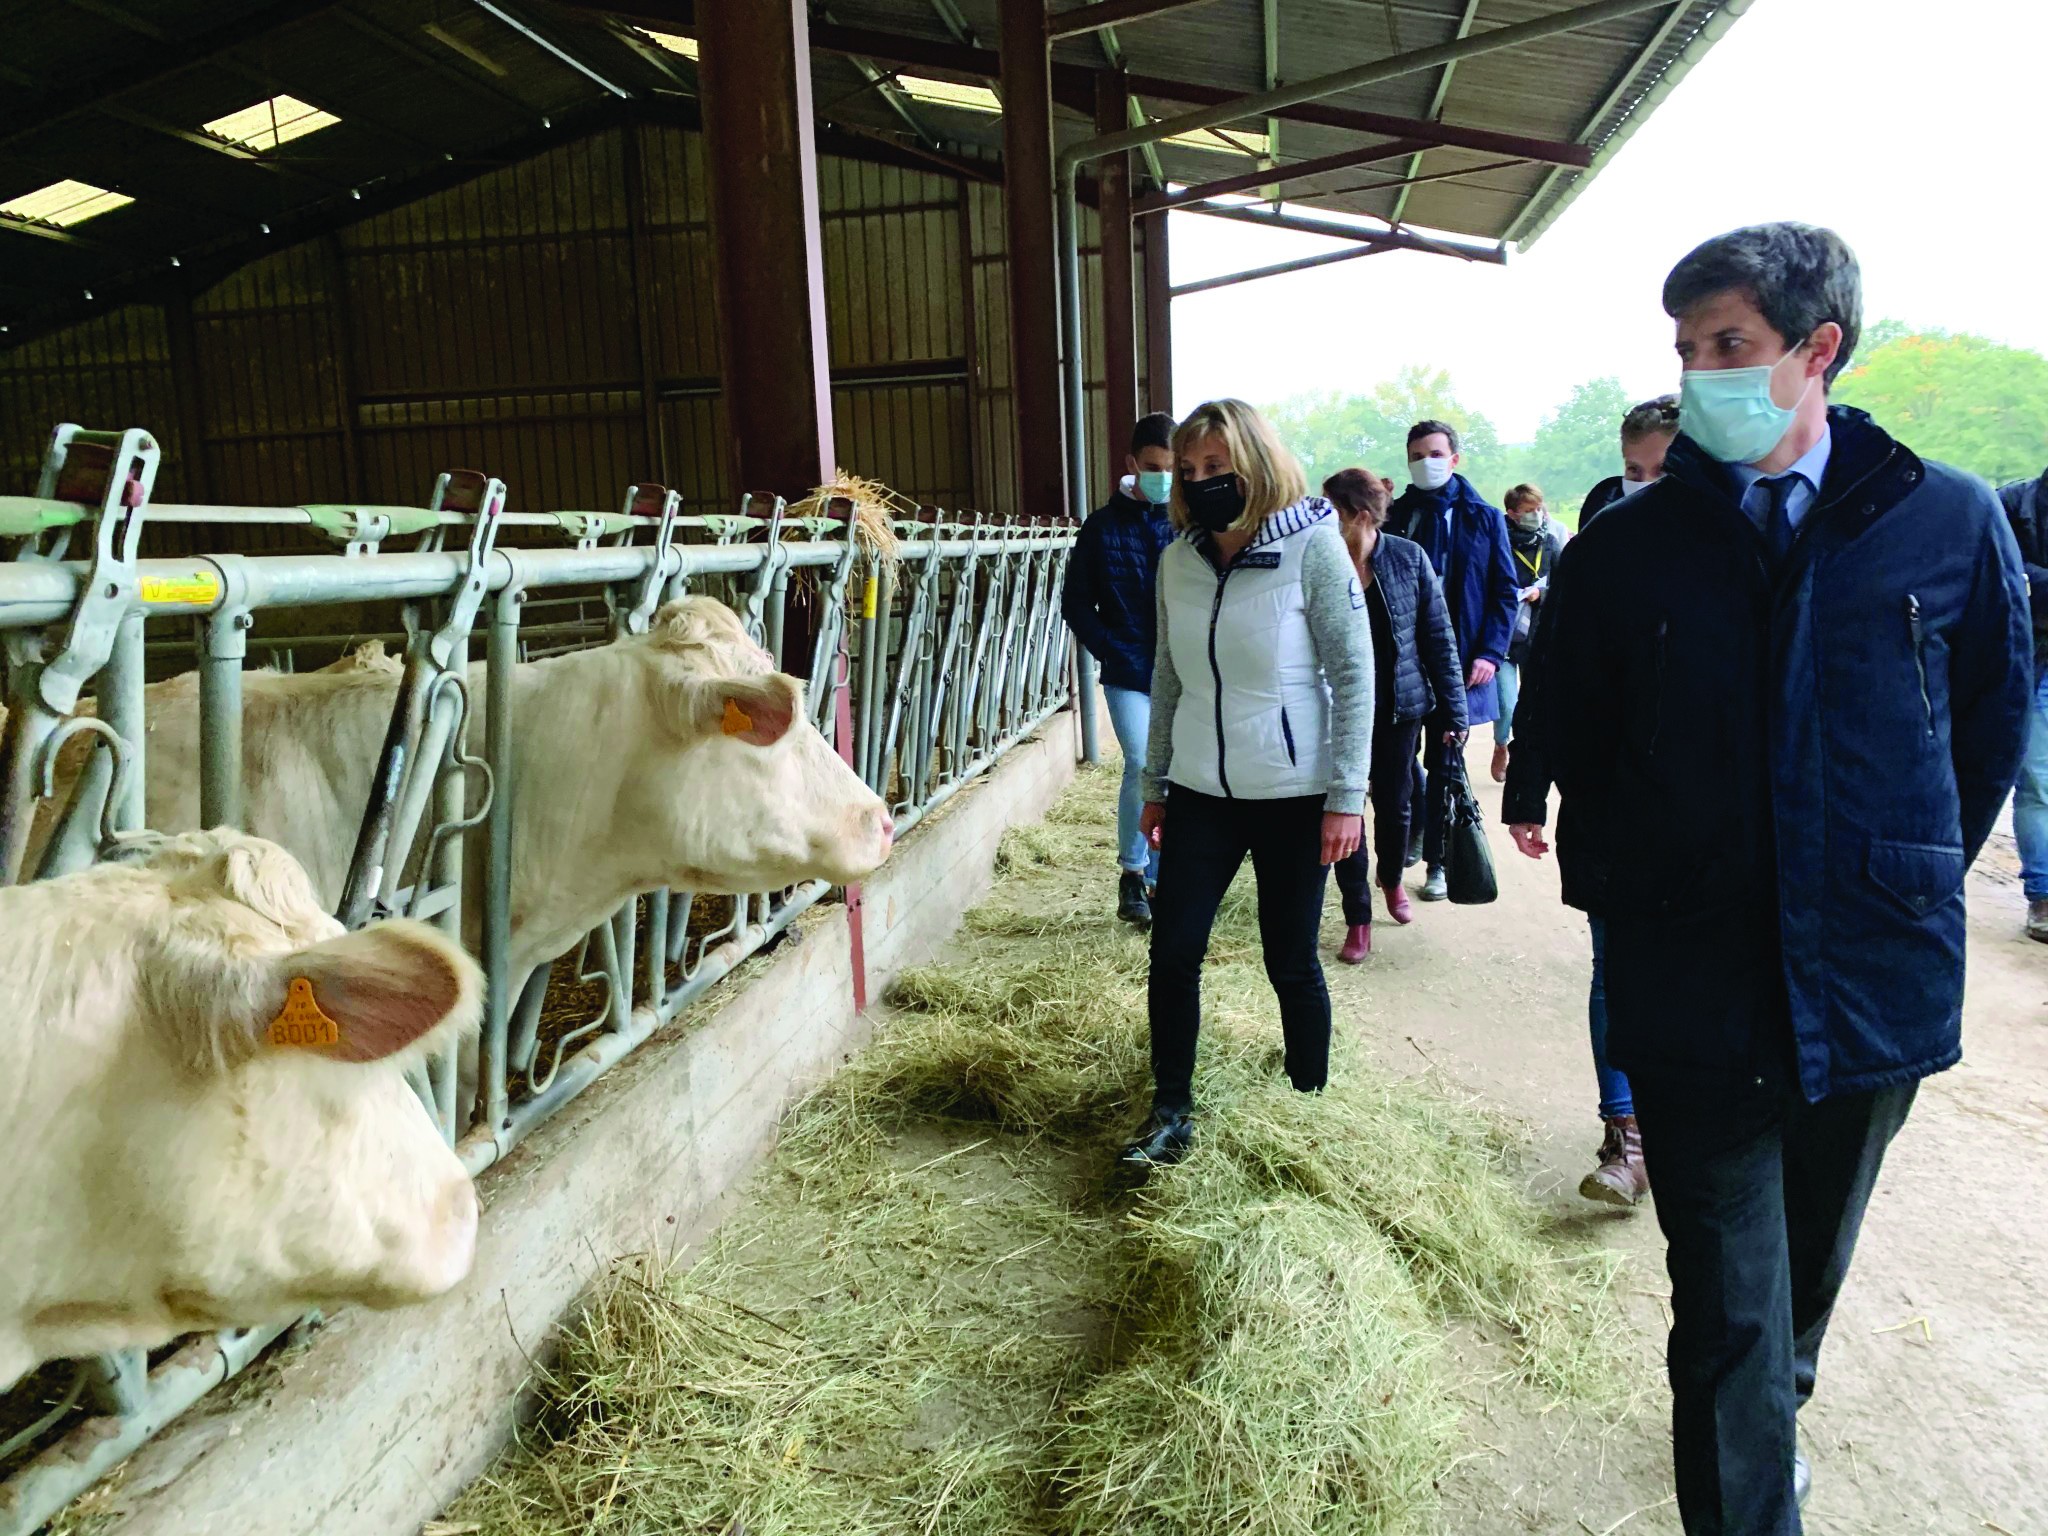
left=1494, top=659, right=1521, bottom=747
left=2016, top=670, right=2048, bottom=902
left=1104, top=684, right=1161, bottom=882
left=1587, top=917, right=1634, bottom=1120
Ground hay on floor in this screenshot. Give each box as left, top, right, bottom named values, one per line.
left=444, top=762, right=1626, bottom=1536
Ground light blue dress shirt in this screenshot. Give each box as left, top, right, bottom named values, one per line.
left=1729, top=427, right=1832, bottom=534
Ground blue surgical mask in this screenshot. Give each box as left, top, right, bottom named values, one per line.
left=1135, top=470, right=1173, bottom=506
left=1678, top=347, right=1814, bottom=464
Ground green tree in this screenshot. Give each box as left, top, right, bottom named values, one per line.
left=1264, top=365, right=1515, bottom=501
left=1833, top=327, right=2048, bottom=485
left=1521, top=376, right=1632, bottom=522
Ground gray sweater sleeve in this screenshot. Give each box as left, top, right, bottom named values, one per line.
left=1301, top=522, right=1374, bottom=814
left=1140, top=563, right=1180, bottom=804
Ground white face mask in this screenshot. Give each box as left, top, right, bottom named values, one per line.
left=1622, top=475, right=1661, bottom=498
left=1408, top=456, right=1454, bottom=493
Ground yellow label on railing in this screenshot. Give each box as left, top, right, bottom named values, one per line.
left=140, top=571, right=222, bottom=606
left=861, top=574, right=879, bottom=620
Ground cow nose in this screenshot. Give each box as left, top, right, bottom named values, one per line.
left=877, top=810, right=895, bottom=852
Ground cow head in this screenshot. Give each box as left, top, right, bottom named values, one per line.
left=1, top=831, right=482, bottom=1387
left=630, top=597, right=893, bottom=892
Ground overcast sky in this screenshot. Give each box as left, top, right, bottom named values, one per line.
left=1167, top=0, right=2048, bottom=441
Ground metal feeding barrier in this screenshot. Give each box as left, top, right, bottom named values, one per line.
left=0, top=423, right=1077, bottom=1535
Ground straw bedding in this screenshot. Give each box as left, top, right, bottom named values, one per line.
left=445, top=764, right=1625, bottom=1535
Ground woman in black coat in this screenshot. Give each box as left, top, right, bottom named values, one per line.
left=1322, top=469, right=1468, bottom=959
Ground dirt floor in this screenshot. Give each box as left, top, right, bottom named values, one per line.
left=442, top=740, right=2046, bottom=1536
left=1361, top=741, right=2048, bottom=1536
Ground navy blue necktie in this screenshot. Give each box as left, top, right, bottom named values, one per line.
left=1759, top=475, right=1798, bottom=565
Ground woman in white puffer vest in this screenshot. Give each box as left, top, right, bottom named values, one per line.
left=1122, top=399, right=1375, bottom=1167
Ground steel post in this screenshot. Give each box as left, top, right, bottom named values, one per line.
left=197, top=608, right=248, bottom=830
left=480, top=583, right=520, bottom=1137
left=102, top=609, right=146, bottom=832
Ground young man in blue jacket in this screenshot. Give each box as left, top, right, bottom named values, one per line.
left=1385, top=420, right=1518, bottom=899
left=1062, top=411, right=1177, bottom=928
left=1507, top=223, right=2031, bottom=1534
left=1994, top=464, right=2048, bottom=942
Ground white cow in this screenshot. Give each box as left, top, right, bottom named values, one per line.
left=29, top=596, right=892, bottom=980
left=0, top=829, right=482, bottom=1390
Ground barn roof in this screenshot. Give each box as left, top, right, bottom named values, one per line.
left=0, top=0, right=1753, bottom=342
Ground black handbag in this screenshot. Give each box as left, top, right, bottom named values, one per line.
left=1437, top=754, right=1498, bottom=905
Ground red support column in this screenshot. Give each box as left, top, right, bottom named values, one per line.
left=1095, top=72, right=1138, bottom=489
left=1142, top=206, right=1174, bottom=416
left=696, top=0, right=836, bottom=497
left=998, top=0, right=1067, bottom=519
left=697, top=1, right=867, bottom=1009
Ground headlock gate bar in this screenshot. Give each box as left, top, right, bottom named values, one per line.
left=0, top=421, right=1077, bottom=1535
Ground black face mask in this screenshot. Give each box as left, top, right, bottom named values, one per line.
left=1183, top=473, right=1247, bottom=533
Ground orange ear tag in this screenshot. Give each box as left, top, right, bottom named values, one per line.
left=268, top=977, right=341, bottom=1049
left=721, top=698, right=755, bottom=737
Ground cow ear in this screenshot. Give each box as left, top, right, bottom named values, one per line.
left=262, top=921, right=483, bottom=1065
left=713, top=672, right=803, bottom=747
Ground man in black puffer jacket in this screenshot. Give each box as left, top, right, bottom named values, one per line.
left=1995, top=465, right=2048, bottom=941
left=1323, top=469, right=1466, bottom=958
left=1507, top=224, right=2029, bottom=1534
left=1063, top=412, right=1177, bottom=927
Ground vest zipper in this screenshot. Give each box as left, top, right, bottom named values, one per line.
left=1906, top=593, right=1934, bottom=735
left=1281, top=706, right=1297, bottom=766
left=1208, top=568, right=1234, bottom=797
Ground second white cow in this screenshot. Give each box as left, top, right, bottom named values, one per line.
left=34, top=596, right=892, bottom=979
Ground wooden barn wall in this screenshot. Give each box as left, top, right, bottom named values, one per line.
left=0, top=122, right=1130, bottom=549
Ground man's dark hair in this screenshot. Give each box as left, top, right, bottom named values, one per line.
left=1620, top=394, right=1681, bottom=443
left=1407, top=418, right=1460, bottom=454
left=1661, top=222, right=1862, bottom=386
left=1130, top=411, right=1176, bottom=456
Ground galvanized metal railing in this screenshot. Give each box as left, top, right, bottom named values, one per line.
left=0, top=425, right=1077, bottom=1535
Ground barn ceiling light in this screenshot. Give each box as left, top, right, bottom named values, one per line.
left=203, top=95, right=341, bottom=152
left=0, top=179, right=134, bottom=227
left=638, top=27, right=698, bottom=60
left=895, top=74, right=1001, bottom=114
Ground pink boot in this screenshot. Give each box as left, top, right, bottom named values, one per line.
left=1338, top=924, right=1372, bottom=964
left=1381, top=881, right=1414, bottom=925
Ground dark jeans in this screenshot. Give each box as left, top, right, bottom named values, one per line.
left=1334, top=714, right=1422, bottom=924
left=1632, top=1069, right=1918, bottom=1535
left=1147, top=787, right=1332, bottom=1114
left=1586, top=917, right=1634, bottom=1119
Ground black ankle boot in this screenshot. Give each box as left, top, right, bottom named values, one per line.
left=1117, top=870, right=1153, bottom=929
left=1120, top=1108, right=1193, bottom=1166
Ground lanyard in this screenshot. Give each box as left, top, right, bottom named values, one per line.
left=1514, top=544, right=1544, bottom=583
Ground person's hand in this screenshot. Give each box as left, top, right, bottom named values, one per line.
left=1509, top=823, right=1549, bottom=860
left=1519, top=586, right=1542, bottom=604
left=1140, top=801, right=1166, bottom=850
left=1320, top=812, right=1363, bottom=865
left=1467, top=657, right=1497, bottom=689
left=1441, top=726, right=1468, bottom=749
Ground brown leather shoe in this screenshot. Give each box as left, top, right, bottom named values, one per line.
left=1338, top=923, right=1371, bottom=963
left=1381, top=880, right=1414, bottom=925
left=1578, top=1115, right=1648, bottom=1208
left=1491, top=742, right=1511, bottom=782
